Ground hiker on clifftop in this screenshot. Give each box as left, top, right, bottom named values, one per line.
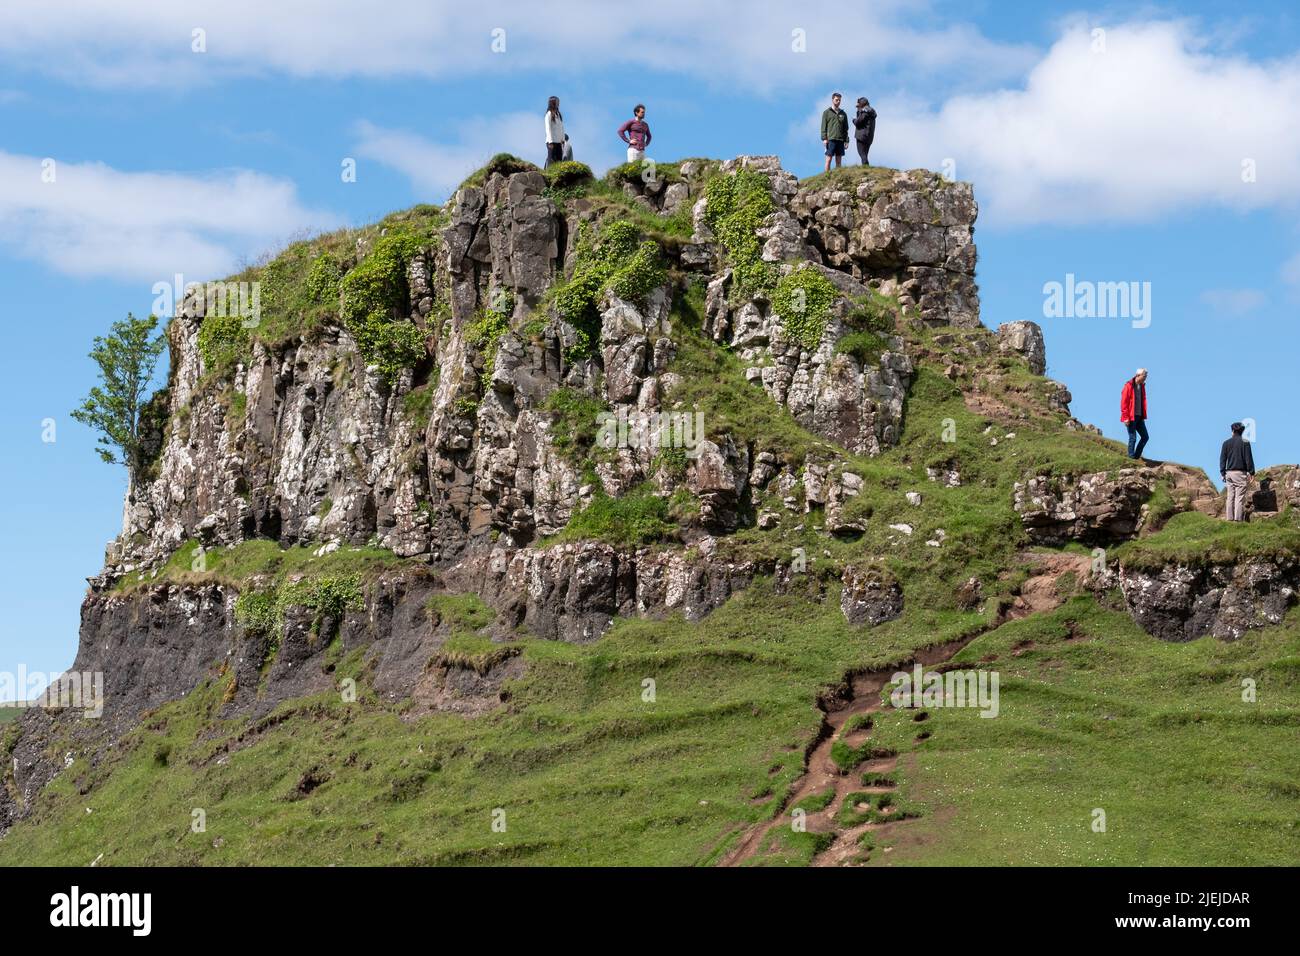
left=544, top=96, right=565, bottom=168
left=821, top=92, right=849, bottom=171
left=1120, top=368, right=1150, bottom=460
left=853, top=96, right=877, bottom=165
left=618, top=104, right=651, bottom=164
left=1220, top=422, right=1256, bottom=521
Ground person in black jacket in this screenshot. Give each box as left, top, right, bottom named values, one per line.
left=853, top=97, right=877, bottom=165
left=1220, top=422, right=1256, bottom=521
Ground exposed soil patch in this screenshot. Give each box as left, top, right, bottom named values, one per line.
left=721, top=552, right=1088, bottom=867
left=1009, top=551, right=1094, bottom=619
left=720, top=633, right=978, bottom=867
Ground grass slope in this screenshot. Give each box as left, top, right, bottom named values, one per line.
left=5, top=176, right=1281, bottom=867
left=0, top=584, right=993, bottom=866
left=864, top=598, right=1300, bottom=865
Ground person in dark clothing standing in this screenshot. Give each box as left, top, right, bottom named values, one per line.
left=853, top=97, right=877, bottom=165
left=1120, top=368, right=1149, bottom=459
left=821, top=93, right=849, bottom=172
left=1220, top=422, right=1256, bottom=521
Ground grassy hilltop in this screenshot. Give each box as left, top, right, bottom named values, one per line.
left=3, top=157, right=1297, bottom=866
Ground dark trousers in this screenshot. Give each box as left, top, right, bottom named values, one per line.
left=545, top=142, right=563, bottom=167
left=1126, top=418, right=1149, bottom=459
left=856, top=135, right=873, bottom=165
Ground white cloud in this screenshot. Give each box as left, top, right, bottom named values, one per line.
left=0, top=0, right=1035, bottom=91
left=1199, top=288, right=1267, bottom=316
left=1281, top=251, right=1300, bottom=285
left=354, top=105, right=626, bottom=201
left=0, top=152, right=336, bottom=281
left=354, top=115, right=548, bottom=201
left=882, top=19, right=1300, bottom=224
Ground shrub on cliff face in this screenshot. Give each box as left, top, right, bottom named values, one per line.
left=542, top=161, right=594, bottom=191
left=197, top=313, right=251, bottom=372
left=606, top=241, right=666, bottom=303
left=305, top=252, right=343, bottom=305
left=340, top=230, right=429, bottom=382
left=465, top=303, right=512, bottom=387
left=704, top=169, right=777, bottom=300
left=771, top=268, right=837, bottom=350
left=235, top=575, right=365, bottom=662
left=552, top=219, right=665, bottom=361
left=834, top=330, right=886, bottom=366
left=234, top=590, right=279, bottom=635
left=554, top=485, right=675, bottom=547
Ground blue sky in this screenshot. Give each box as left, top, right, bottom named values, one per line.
left=2, top=0, right=1299, bottom=696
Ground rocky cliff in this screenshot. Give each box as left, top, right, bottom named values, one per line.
left=4, top=154, right=1291, bottom=848
left=88, top=156, right=992, bottom=665
left=113, top=157, right=979, bottom=578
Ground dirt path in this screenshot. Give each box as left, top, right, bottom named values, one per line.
left=720, top=552, right=1089, bottom=867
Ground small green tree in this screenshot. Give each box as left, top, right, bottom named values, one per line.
left=72, top=313, right=167, bottom=480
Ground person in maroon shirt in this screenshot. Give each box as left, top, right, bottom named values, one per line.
left=618, top=104, right=652, bottom=164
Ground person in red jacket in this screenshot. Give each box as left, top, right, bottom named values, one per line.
left=1120, top=368, right=1149, bottom=459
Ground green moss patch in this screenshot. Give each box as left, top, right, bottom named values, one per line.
left=771, top=267, right=837, bottom=350
left=1115, top=510, right=1300, bottom=571
left=551, top=219, right=666, bottom=362
left=550, top=484, right=677, bottom=548
left=703, top=169, right=777, bottom=300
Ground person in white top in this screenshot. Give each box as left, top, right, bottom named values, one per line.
left=544, top=96, right=565, bottom=168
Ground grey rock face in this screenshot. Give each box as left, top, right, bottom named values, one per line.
left=1119, top=558, right=1300, bottom=642
left=108, top=156, right=979, bottom=586
left=705, top=262, right=914, bottom=458
left=840, top=565, right=904, bottom=625
left=789, top=168, right=980, bottom=329
left=997, top=321, right=1047, bottom=375
left=1013, top=465, right=1219, bottom=545
left=444, top=540, right=771, bottom=643
left=1013, top=470, right=1158, bottom=546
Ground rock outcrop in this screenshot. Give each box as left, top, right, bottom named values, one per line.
left=996, top=321, right=1047, bottom=375
left=839, top=565, right=905, bottom=625
left=1117, top=558, right=1300, bottom=642
left=1248, top=465, right=1300, bottom=517
left=1013, top=463, right=1219, bottom=546
left=106, top=156, right=979, bottom=586
left=0, top=156, right=997, bottom=838
left=789, top=167, right=980, bottom=328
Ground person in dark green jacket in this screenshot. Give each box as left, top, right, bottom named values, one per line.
left=821, top=92, right=849, bottom=171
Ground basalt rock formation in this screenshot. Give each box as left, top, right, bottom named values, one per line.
left=1115, top=557, right=1300, bottom=642
left=3, top=153, right=1289, bottom=846
left=1013, top=462, right=1219, bottom=546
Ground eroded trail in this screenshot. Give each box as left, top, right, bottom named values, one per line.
left=720, top=552, right=1092, bottom=867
